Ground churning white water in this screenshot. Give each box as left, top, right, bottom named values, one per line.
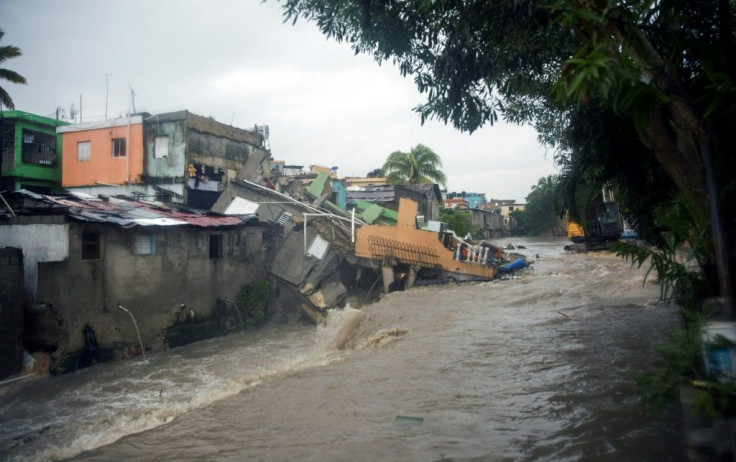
left=0, top=238, right=685, bottom=461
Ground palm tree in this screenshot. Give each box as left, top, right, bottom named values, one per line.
left=0, top=29, right=27, bottom=110
left=381, top=144, right=447, bottom=186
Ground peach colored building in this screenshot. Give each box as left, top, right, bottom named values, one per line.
left=58, top=116, right=144, bottom=188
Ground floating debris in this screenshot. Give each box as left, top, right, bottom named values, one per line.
left=394, top=415, right=424, bottom=426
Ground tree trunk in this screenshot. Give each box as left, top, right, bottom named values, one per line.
left=632, top=27, right=733, bottom=304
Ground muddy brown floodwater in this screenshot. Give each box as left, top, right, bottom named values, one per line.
left=0, top=238, right=685, bottom=461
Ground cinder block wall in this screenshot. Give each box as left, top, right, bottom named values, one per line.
left=0, top=247, right=25, bottom=379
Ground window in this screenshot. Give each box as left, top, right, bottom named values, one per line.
left=154, top=136, right=169, bottom=158
left=277, top=212, right=292, bottom=224
left=81, top=232, right=101, bottom=260
left=112, top=138, right=126, bottom=158
left=77, top=141, right=91, bottom=162
left=134, top=235, right=156, bottom=255
left=307, top=234, right=329, bottom=260
left=209, top=234, right=222, bottom=259
left=21, top=129, right=57, bottom=166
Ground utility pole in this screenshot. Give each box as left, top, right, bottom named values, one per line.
left=104, top=74, right=111, bottom=120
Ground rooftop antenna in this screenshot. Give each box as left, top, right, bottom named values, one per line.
left=128, top=85, right=136, bottom=114
left=69, top=103, right=77, bottom=123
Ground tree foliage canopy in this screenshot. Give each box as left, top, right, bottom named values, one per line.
left=280, top=0, right=736, bottom=298
left=0, top=29, right=27, bottom=110
left=381, top=144, right=447, bottom=186
left=439, top=207, right=483, bottom=240
left=514, top=175, right=560, bottom=236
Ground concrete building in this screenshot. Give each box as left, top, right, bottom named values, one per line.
left=470, top=208, right=505, bottom=239
left=0, top=190, right=268, bottom=374
left=445, top=191, right=486, bottom=209
left=443, top=197, right=469, bottom=209
left=343, top=177, right=389, bottom=187
left=346, top=183, right=443, bottom=223
left=483, top=199, right=526, bottom=235
left=143, top=110, right=267, bottom=208
left=0, top=110, right=68, bottom=193
left=0, top=247, right=24, bottom=379
left=57, top=111, right=267, bottom=208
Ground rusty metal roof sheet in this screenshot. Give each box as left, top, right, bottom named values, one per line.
left=11, top=190, right=252, bottom=228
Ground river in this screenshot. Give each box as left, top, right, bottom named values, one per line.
left=0, top=238, right=685, bottom=461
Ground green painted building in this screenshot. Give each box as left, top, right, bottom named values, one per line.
left=0, top=110, right=68, bottom=193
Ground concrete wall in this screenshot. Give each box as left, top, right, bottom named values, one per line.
left=143, top=118, right=187, bottom=184
left=144, top=115, right=260, bottom=208
left=187, top=130, right=254, bottom=170
left=0, top=248, right=25, bottom=379
left=471, top=210, right=505, bottom=239
left=395, top=187, right=440, bottom=222
left=0, top=218, right=69, bottom=305
left=35, top=222, right=265, bottom=368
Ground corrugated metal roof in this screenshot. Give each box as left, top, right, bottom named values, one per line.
left=11, top=190, right=252, bottom=228
left=346, top=185, right=395, bottom=203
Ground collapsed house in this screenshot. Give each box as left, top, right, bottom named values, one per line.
left=353, top=198, right=500, bottom=293
left=213, top=174, right=504, bottom=320
left=346, top=183, right=442, bottom=226
left=0, top=190, right=269, bottom=374
left=0, top=147, right=521, bottom=376
left=211, top=178, right=375, bottom=323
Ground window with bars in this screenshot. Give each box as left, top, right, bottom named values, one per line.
left=21, top=129, right=57, bottom=166
left=112, top=138, right=126, bottom=158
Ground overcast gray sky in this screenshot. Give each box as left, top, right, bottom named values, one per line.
left=1, top=0, right=558, bottom=202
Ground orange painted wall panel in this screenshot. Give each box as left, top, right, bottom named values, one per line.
left=61, top=121, right=144, bottom=187
left=354, top=198, right=497, bottom=280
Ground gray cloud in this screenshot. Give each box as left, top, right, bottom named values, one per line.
left=1, top=0, right=557, bottom=202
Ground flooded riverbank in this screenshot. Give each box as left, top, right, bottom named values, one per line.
left=0, top=238, right=685, bottom=461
